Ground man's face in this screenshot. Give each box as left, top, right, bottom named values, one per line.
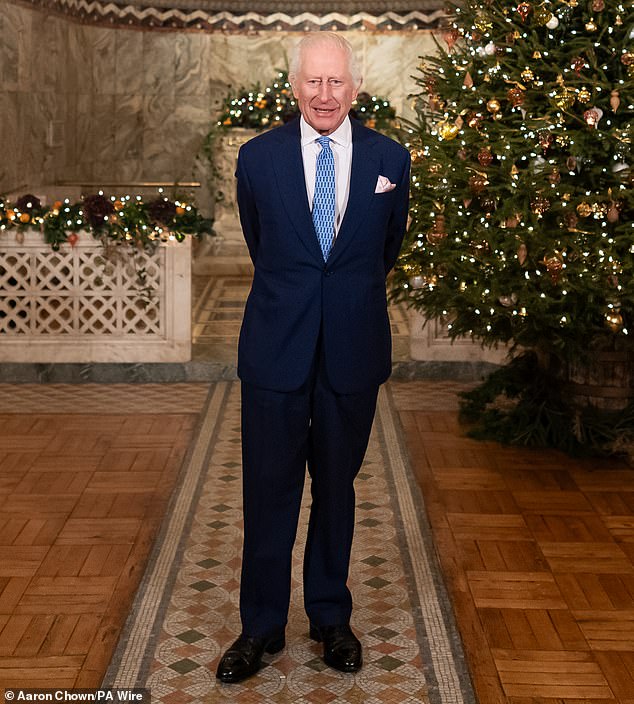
left=291, top=44, right=360, bottom=135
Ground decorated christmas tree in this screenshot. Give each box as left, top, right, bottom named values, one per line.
left=392, top=0, right=634, bottom=455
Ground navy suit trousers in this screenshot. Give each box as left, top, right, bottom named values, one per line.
left=239, top=341, right=379, bottom=637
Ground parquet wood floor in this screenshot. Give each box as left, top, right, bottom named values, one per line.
left=393, top=380, right=634, bottom=704
left=0, top=387, right=205, bottom=689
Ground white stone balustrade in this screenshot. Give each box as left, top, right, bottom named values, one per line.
left=409, top=308, right=510, bottom=365
left=0, top=229, right=191, bottom=362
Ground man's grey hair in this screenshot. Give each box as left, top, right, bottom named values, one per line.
left=289, top=32, right=363, bottom=86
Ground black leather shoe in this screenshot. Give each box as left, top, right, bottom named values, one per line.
left=309, top=623, right=363, bottom=673
left=216, top=632, right=285, bottom=683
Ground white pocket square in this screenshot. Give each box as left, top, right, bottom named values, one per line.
left=375, top=175, right=396, bottom=193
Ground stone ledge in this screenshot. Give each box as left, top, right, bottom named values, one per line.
left=0, top=360, right=500, bottom=384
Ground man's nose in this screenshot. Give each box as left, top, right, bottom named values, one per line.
left=318, top=82, right=333, bottom=101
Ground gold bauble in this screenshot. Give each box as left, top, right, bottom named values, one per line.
left=474, top=12, right=493, bottom=32
left=576, top=202, right=592, bottom=217
left=521, top=68, right=535, bottom=82
left=486, top=98, right=501, bottom=114
left=534, top=7, right=552, bottom=25
left=19, top=212, right=30, bottom=223
left=577, top=87, right=591, bottom=103
left=532, top=50, right=542, bottom=59
left=467, top=111, right=483, bottom=129
left=543, top=251, right=564, bottom=281
left=554, top=86, right=575, bottom=110
left=556, top=134, right=570, bottom=147
left=410, top=149, right=425, bottom=164
left=531, top=195, right=551, bottom=215
left=605, top=311, right=623, bottom=333
left=585, top=19, right=597, bottom=32
left=439, top=122, right=460, bottom=140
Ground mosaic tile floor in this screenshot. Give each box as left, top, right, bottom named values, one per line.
left=105, top=382, right=475, bottom=703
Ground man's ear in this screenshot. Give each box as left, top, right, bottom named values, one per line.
left=289, top=76, right=299, bottom=99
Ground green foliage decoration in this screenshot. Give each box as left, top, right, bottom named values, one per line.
left=216, top=70, right=396, bottom=131
left=0, top=192, right=212, bottom=251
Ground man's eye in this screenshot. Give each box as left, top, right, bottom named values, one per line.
left=329, top=80, right=343, bottom=86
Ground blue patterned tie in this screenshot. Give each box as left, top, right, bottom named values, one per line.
left=312, top=136, right=336, bottom=260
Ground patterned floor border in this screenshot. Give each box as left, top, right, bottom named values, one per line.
left=103, top=381, right=475, bottom=703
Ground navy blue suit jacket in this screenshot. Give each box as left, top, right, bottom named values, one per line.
left=236, top=117, right=410, bottom=394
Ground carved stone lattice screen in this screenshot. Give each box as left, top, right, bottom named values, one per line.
left=0, top=231, right=191, bottom=362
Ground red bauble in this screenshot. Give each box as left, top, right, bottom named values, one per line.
left=507, top=87, right=525, bottom=107
left=517, top=2, right=531, bottom=21
left=477, top=148, right=494, bottom=166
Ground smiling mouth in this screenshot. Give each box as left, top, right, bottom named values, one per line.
left=313, top=107, right=336, bottom=114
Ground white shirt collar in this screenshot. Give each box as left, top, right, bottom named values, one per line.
left=300, top=115, right=352, bottom=148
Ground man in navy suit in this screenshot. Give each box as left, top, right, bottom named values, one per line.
left=216, top=31, right=410, bottom=683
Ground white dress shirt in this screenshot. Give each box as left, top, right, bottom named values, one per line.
left=300, top=115, right=353, bottom=235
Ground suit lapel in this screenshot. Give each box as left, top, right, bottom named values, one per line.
left=270, top=120, right=324, bottom=263
left=328, top=120, right=380, bottom=264
left=270, top=118, right=381, bottom=265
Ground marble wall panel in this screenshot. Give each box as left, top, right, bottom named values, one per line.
left=62, top=91, right=79, bottom=182
left=1, top=11, right=19, bottom=88
left=174, top=32, right=209, bottom=97
left=114, top=28, right=144, bottom=95
left=171, top=94, right=213, bottom=181
left=28, top=10, right=65, bottom=93
left=1, top=0, right=440, bottom=199
left=66, top=23, right=93, bottom=94
left=142, top=92, right=178, bottom=179
left=114, top=94, right=144, bottom=163
left=143, top=33, right=177, bottom=95
left=17, top=91, right=51, bottom=186
left=89, top=26, right=117, bottom=95
left=0, top=91, right=19, bottom=191
left=363, top=32, right=435, bottom=118
left=90, top=94, right=117, bottom=179
left=207, top=34, right=288, bottom=95
left=75, top=92, right=94, bottom=166
left=2, top=1, right=31, bottom=91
